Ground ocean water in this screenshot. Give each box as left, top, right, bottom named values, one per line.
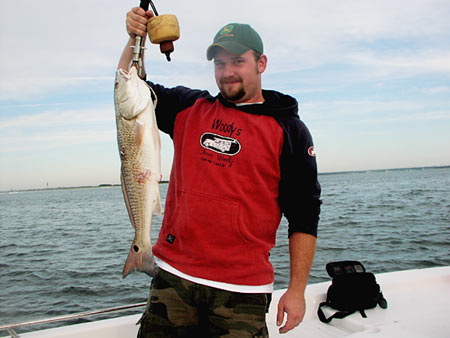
left=1, top=167, right=449, bottom=333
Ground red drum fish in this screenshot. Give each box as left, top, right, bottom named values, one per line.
left=114, top=66, right=161, bottom=278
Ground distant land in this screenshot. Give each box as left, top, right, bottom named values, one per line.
left=318, top=165, right=450, bottom=176
left=1, top=181, right=169, bottom=194
left=1, top=165, right=449, bottom=193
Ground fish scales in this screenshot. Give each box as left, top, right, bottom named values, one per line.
left=114, top=66, right=162, bottom=278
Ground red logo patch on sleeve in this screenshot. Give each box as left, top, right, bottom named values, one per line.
left=308, top=146, right=316, bottom=157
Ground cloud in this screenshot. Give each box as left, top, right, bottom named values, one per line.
left=388, top=110, right=450, bottom=122
left=0, top=105, right=115, bottom=152
left=0, top=0, right=129, bottom=100
left=1, top=0, right=450, bottom=101
left=1, top=0, right=449, bottom=190
left=425, top=86, right=450, bottom=94
left=0, top=106, right=111, bottom=127
left=1, top=130, right=115, bottom=152
left=301, top=99, right=425, bottom=120
left=0, top=102, right=174, bottom=180
left=346, top=50, right=450, bottom=75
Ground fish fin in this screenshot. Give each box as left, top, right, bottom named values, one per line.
left=151, top=122, right=161, bottom=149
left=122, top=243, right=155, bottom=278
left=121, top=170, right=136, bottom=229
left=154, top=191, right=162, bottom=216
left=135, top=120, right=145, bottom=147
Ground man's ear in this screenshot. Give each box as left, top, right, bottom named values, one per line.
left=257, top=54, right=268, bottom=74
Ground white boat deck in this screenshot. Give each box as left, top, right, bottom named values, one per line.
left=268, top=266, right=450, bottom=338
left=2, top=266, right=449, bottom=338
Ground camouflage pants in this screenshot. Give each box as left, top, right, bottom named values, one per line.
left=137, top=268, right=271, bottom=338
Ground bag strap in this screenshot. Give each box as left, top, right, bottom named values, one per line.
left=318, top=292, right=388, bottom=323
left=317, top=302, right=355, bottom=323
left=378, top=292, right=388, bottom=309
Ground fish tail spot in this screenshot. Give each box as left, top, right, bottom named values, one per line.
left=133, top=245, right=140, bottom=253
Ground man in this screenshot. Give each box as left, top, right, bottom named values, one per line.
left=119, top=7, right=321, bottom=337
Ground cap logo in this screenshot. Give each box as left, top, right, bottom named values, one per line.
left=220, top=25, right=234, bottom=35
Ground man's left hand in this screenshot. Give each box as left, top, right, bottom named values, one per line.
left=276, top=288, right=306, bottom=334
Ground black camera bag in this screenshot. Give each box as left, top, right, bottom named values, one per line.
left=318, top=261, right=387, bottom=323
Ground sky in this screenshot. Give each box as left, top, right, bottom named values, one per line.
left=1, top=0, right=449, bottom=191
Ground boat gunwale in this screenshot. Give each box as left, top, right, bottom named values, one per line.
left=0, top=303, right=146, bottom=335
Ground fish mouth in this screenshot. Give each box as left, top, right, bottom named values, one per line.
left=115, top=69, right=130, bottom=90
left=115, top=67, right=152, bottom=119
left=119, top=68, right=130, bottom=76
left=117, top=68, right=132, bottom=80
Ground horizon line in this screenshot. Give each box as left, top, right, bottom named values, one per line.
left=2, top=165, right=449, bottom=193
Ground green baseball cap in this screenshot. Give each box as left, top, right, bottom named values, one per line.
left=206, top=23, right=264, bottom=61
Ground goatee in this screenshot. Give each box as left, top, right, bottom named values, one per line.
left=220, top=77, right=245, bottom=102
left=221, top=87, right=245, bottom=102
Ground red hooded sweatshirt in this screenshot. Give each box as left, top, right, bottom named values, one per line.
left=149, top=84, right=321, bottom=286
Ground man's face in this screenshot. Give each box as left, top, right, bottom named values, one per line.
left=213, top=48, right=267, bottom=103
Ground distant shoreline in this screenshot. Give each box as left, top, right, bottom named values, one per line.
left=318, top=165, right=450, bottom=176
left=1, top=181, right=169, bottom=194
left=2, top=165, right=449, bottom=193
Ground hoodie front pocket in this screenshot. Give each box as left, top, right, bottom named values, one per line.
left=166, top=189, right=252, bottom=271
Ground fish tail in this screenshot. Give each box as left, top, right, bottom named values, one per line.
left=122, top=243, right=155, bottom=278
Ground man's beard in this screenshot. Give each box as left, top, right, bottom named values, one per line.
left=219, top=77, right=245, bottom=102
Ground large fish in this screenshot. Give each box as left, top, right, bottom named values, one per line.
left=114, top=66, right=161, bottom=278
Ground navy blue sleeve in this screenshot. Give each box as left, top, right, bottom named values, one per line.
left=146, top=82, right=211, bottom=137
left=277, top=116, right=321, bottom=237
